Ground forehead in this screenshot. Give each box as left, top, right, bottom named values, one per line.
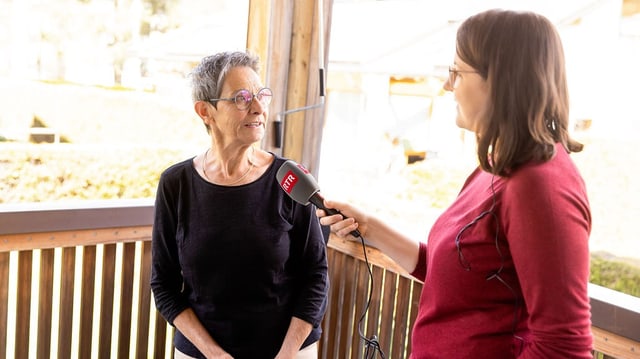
left=222, top=66, right=263, bottom=92
left=453, top=55, right=472, bottom=69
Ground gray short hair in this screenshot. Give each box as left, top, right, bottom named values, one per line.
left=190, top=51, right=261, bottom=104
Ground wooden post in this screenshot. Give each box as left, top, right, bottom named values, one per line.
left=282, top=0, right=316, bottom=163
left=303, top=0, right=334, bottom=178
left=246, top=0, right=333, bottom=177
left=250, top=0, right=294, bottom=159
left=246, top=0, right=271, bottom=86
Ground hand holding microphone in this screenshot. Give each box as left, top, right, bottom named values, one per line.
left=276, top=160, right=362, bottom=238
left=317, top=197, right=366, bottom=240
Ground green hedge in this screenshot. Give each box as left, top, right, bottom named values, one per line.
left=0, top=144, right=183, bottom=202
left=590, top=253, right=640, bottom=297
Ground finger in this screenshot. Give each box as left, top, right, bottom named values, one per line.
left=319, top=216, right=331, bottom=226
left=324, top=198, right=342, bottom=211
left=323, top=198, right=333, bottom=209
left=331, top=217, right=351, bottom=233
left=319, top=213, right=343, bottom=227
left=335, top=220, right=359, bottom=238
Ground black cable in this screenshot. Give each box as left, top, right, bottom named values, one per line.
left=354, top=233, right=386, bottom=359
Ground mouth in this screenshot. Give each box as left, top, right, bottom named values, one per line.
left=244, top=121, right=263, bottom=128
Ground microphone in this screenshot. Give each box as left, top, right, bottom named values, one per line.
left=276, top=160, right=361, bottom=237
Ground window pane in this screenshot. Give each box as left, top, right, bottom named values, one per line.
left=0, top=0, right=249, bottom=203
left=320, top=1, right=640, bottom=278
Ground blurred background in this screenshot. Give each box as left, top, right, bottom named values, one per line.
left=0, top=0, right=638, bottom=263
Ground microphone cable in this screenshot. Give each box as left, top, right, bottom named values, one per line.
left=354, top=232, right=386, bottom=359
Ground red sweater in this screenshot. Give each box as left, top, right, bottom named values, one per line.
left=410, top=145, right=592, bottom=358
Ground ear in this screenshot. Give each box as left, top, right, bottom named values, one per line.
left=194, top=100, right=212, bottom=120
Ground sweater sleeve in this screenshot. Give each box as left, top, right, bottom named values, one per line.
left=288, top=202, right=329, bottom=327
left=410, top=242, right=428, bottom=282
left=502, top=157, right=593, bottom=358
left=150, top=168, right=189, bottom=325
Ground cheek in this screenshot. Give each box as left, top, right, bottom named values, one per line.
left=476, top=91, right=491, bottom=122
left=455, top=89, right=490, bottom=131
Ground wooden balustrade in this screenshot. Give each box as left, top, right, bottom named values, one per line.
left=1, top=202, right=638, bottom=359
left=0, top=226, right=171, bottom=359
left=321, top=238, right=422, bottom=359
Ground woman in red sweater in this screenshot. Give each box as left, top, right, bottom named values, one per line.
left=318, top=9, right=592, bottom=358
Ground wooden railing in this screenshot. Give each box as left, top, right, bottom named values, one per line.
left=0, top=201, right=171, bottom=359
left=1, top=202, right=639, bottom=359
left=321, top=238, right=422, bottom=359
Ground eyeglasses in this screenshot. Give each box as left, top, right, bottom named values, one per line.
left=448, top=66, right=479, bottom=87
left=209, top=87, right=273, bottom=110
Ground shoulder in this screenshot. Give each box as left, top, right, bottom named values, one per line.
left=503, top=145, right=588, bottom=206
left=263, top=152, right=291, bottom=178
left=270, top=152, right=288, bottom=167
left=498, top=146, right=591, bottom=234
left=509, top=146, right=583, bottom=188
left=160, top=158, right=195, bottom=182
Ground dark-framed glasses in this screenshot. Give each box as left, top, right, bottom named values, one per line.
left=448, top=66, right=479, bottom=87
left=209, top=87, right=273, bottom=110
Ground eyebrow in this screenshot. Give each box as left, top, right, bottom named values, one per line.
left=231, top=87, right=265, bottom=94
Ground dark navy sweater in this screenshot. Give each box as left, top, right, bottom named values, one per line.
left=151, top=154, right=328, bottom=358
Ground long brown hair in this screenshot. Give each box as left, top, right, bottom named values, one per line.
left=456, top=9, right=583, bottom=176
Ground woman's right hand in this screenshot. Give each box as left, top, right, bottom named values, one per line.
left=317, top=198, right=421, bottom=274
left=316, top=199, right=368, bottom=238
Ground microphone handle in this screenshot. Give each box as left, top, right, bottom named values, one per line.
left=309, top=193, right=362, bottom=238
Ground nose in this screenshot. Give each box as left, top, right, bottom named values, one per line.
left=249, top=95, right=267, bottom=114
left=443, top=77, right=454, bottom=92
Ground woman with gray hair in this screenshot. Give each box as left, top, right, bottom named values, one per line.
left=151, top=51, right=328, bottom=359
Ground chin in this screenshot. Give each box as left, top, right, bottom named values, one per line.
left=251, top=131, right=265, bottom=143
left=455, top=117, right=468, bottom=131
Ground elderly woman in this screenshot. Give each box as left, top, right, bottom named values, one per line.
left=318, top=9, right=592, bottom=358
left=151, top=51, right=328, bottom=359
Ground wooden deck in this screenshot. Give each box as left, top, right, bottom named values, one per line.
left=0, top=201, right=638, bottom=358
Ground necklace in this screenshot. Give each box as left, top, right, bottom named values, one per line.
left=202, top=147, right=255, bottom=185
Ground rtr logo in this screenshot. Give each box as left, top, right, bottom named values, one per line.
left=280, top=171, right=299, bottom=193
left=297, top=164, right=310, bottom=174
